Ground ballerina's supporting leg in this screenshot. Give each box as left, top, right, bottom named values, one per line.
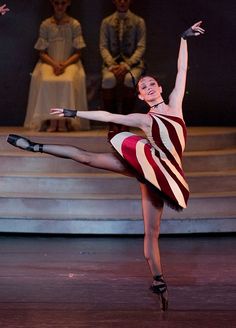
left=139, top=183, right=168, bottom=311
left=6, top=134, right=133, bottom=175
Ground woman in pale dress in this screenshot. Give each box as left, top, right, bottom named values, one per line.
left=24, top=0, right=89, bottom=132
left=7, top=22, right=204, bottom=310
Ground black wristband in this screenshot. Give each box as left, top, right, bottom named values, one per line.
left=63, top=109, right=77, bottom=118
left=181, top=27, right=194, bottom=40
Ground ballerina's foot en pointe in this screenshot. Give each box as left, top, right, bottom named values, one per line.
left=7, top=134, right=44, bottom=152
left=150, top=274, right=168, bottom=311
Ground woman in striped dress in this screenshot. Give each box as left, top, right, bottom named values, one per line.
left=7, top=21, right=205, bottom=311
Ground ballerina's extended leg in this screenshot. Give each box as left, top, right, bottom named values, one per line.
left=7, top=134, right=133, bottom=175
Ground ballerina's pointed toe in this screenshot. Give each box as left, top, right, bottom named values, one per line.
left=7, top=134, right=43, bottom=153
left=150, top=275, right=168, bottom=311
left=150, top=285, right=168, bottom=311
left=7, top=134, right=27, bottom=148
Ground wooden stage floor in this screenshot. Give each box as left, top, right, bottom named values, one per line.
left=0, top=234, right=235, bottom=328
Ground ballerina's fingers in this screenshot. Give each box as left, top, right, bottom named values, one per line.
left=193, top=27, right=205, bottom=34
left=50, top=108, right=64, bottom=117
left=192, top=21, right=202, bottom=28
left=0, top=4, right=9, bottom=15
left=192, top=31, right=204, bottom=37
left=192, top=21, right=205, bottom=34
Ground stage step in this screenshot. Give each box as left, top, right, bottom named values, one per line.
left=0, top=127, right=235, bottom=234
left=0, top=171, right=236, bottom=194
left=0, top=147, right=235, bottom=173
left=0, top=192, right=235, bottom=234
left=0, top=191, right=235, bottom=219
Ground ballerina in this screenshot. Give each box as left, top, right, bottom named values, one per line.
left=7, top=21, right=205, bottom=311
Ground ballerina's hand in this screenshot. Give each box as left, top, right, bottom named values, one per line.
left=50, top=108, right=77, bottom=118
left=181, top=21, right=205, bottom=39
left=50, top=108, right=64, bottom=117
left=0, top=4, right=10, bottom=15
left=191, top=21, right=205, bottom=35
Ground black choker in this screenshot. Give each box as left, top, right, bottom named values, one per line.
left=150, top=101, right=164, bottom=109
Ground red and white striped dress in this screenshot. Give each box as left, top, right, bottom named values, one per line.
left=110, top=111, right=189, bottom=210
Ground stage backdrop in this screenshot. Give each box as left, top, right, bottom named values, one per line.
left=0, top=0, right=235, bottom=126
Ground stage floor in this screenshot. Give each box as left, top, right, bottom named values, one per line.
left=0, top=234, right=235, bottom=328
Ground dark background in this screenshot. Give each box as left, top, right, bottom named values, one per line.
left=0, top=0, right=235, bottom=126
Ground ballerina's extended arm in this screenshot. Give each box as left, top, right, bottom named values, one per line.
left=168, top=21, right=205, bottom=112
left=50, top=108, right=150, bottom=129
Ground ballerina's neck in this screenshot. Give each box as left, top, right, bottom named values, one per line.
left=149, top=101, right=165, bottom=109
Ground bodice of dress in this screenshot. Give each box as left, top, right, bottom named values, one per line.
left=34, top=17, right=86, bottom=62
left=148, top=112, right=187, bottom=170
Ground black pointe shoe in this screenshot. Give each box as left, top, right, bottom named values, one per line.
left=7, top=134, right=44, bottom=153
left=150, top=274, right=168, bottom=311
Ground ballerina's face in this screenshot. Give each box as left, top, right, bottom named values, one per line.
left=138, top=76, right=162, bottom=103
